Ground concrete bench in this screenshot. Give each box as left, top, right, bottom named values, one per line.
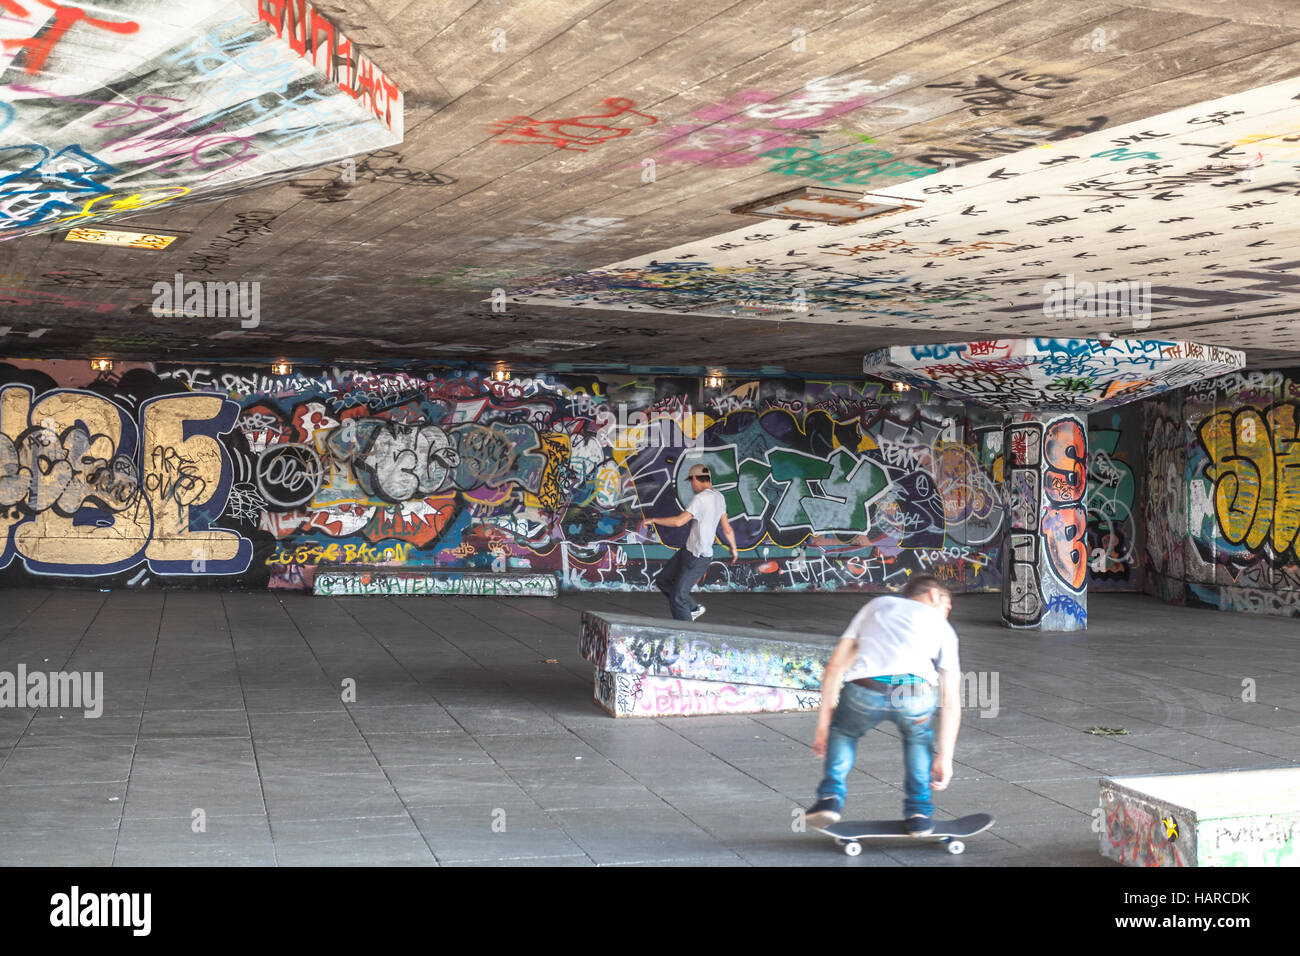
left=314, top=566, right=558, bottom=598
left=1100, top=768, right=1300, bottom=867
left=579, top=611, right=830, bottom=718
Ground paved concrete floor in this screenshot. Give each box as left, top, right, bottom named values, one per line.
left=0, top=587, right=1296, bottom=866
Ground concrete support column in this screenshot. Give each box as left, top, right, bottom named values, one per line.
left=1002, top=410, right=1089, bottom=630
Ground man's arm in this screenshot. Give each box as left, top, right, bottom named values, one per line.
left=644, top=511, right=693, bottom=528
left=811, top=636, right=858, bottom=757
left=718, top=513, right=739, bottom=563
left=931, top=667, right=962, bottom=790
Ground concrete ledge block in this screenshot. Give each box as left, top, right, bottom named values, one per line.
left=314, top=568, right=558, bottom=597
left=1101, top=768, right=1300, bottom=866
left=595, top=670, right=822, bottom=718
left=579, top=611, right=830, bottom=689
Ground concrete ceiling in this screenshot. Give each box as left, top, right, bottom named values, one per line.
left=3, top=0, right=1300, bottom=375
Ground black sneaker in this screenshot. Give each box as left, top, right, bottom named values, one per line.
left=905, top=815, right=933, bottom=836
left=804, top=797, right=843, bottom=828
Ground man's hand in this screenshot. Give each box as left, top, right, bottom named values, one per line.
left=812, top=724, right=829, bottom=758
left=931, top=754, right=954, bottom=791
left=730, top=547, right=738, bottom=564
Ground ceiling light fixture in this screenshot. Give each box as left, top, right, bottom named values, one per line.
left=271, top=361, right=292, bottom=376
left=89, top=358, right=113, bottom=372
left=64, top=228, right=178, bottom=249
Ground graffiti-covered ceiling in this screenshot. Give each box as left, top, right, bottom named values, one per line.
left=2, top=0, right=1300, bottom=373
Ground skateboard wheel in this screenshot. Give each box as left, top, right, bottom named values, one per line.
left=947, top=840, right=964, bottom=855
left=844, top=842, right=862, bottom=857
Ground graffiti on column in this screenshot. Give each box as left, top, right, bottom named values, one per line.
left=1145, top=369, right=1300, bottom=618
left=1043, top=416, right=1088, bottom=594
left=1004, top=419, right=1043, bottom=626
left=1003, top=412, right=1089, bottom=628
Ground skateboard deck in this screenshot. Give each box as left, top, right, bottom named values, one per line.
left=816, top=813, right=994, bottom=856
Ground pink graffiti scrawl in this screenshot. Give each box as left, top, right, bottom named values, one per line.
left=488, top=97, right=658, bottom=151
left=1, top=0, right=139, bottom=75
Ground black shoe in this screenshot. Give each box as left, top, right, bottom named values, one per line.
left=805, top=797, right=843, bottom=828
left=905, top=815, right=933, bottom=836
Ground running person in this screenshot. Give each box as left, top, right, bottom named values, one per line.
left=644, top=464, right=738, bottom=621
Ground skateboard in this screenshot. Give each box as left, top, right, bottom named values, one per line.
left=816, top=812, right=994, bottom=856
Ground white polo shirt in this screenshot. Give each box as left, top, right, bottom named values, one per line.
left=840, top=595, right=960, bottom=684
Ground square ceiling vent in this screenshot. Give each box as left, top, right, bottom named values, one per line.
left=730, top=186, right=920, bottom=225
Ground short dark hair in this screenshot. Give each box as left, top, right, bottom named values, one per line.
left=901, top=575, right=951, bottom=601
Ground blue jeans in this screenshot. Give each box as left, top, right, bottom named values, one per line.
left=817, top=681, right=937, bottom=818
left=655, top=548, right=713, bottom=621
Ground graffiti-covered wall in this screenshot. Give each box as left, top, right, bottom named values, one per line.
left=0, top=361, right=1009, bottom=592
left=0, top=360, right=1150, bottom=595
left=1144, top=368, right=1300, bottom=618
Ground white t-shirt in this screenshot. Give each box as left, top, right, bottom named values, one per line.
left=840, top=595, right=959, bottom=684
left=685, top=488, right=726, bottom=557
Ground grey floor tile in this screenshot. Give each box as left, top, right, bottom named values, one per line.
left=129, top=737, right=258, bottom=776
left=247, top=710, right=361, bottom=741
left=362, top=732, right=493, bottom=767
left=1018, top=777, right=1108, bottom=814
left=1112, top=730, right=1298, bottom=770
left=139, top=709, right=251, bottom=739
left=514, top=764, right=671, bottom=811
left=345, top=705, right=462, bottom=734
left=261, top=772, right=408, bottom=822
left=0, top=781, right=127, bottom=829
left=548, top=806, right=744, bottom=865
left=387, top=763, right=533, bottom=808
left=474, top=732, right=604, bottom=768
left=0, top=827, right=120, bottom=866
left=439, top=705, right=568, bottom=736
left=254, top=737, right=379, bottom=773
left=19, top=715, right=139, bottom=744
left=112, top=842, right=278, bottom=866
left=409, top=804, right=587, bottom=862
left=117, top=811, right=272, bottom=846
left=244, top=688, right=346, bottom=714
left=0, top=741, right=136, bottom=784
left=270, top=815, right=436, bottom=865
left=121, top=776, right=267, bottom=820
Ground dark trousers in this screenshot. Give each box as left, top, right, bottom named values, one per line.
left=655, top=548, right=713, bottom=620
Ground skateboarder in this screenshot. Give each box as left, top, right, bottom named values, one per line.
left=644, top=463, right=738, bottom=621
left=804, top=575, right=961, bottom=836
